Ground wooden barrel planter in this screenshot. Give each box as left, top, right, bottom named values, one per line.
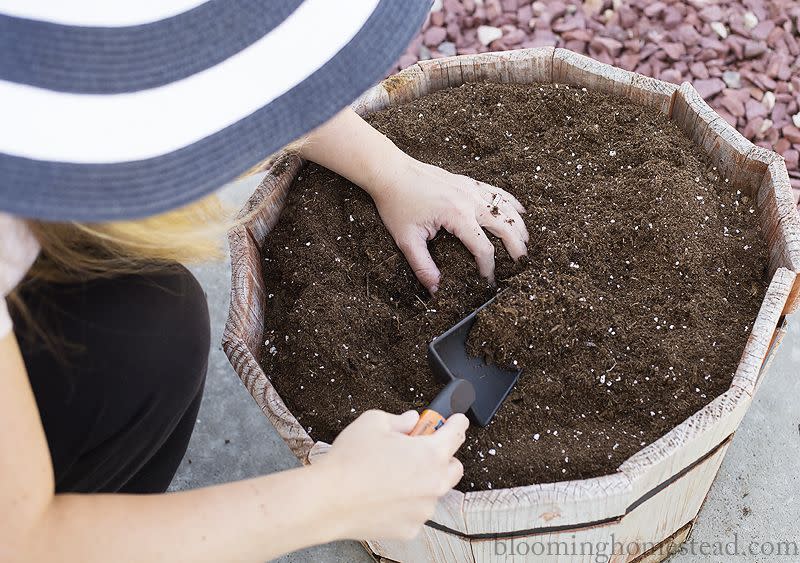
left=223, top=48, right=800, bottom=562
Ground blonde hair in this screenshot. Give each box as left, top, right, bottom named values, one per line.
left=25, top=195, right=229, bottom=284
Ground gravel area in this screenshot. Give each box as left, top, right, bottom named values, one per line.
left=392, top=0, right=800, bottom=204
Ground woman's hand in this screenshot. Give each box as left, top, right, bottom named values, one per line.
left=314, top=409, right=468, bottom=541
left=365, top=153, right=529, bottom=293
left=297, top=108, right=529, bottom=294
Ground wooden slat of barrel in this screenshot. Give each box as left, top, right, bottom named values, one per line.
left=554, top=49, right=678, bottom=117
left=757, top=161, right=800, bottom=286
left=732, top=268, right=797, bottom=394
left=469, top=443, right=728, bottom=562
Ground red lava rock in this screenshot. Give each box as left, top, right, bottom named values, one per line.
left=698, top=5, right=723, bottom=23
left=700, top=36, right=728, bottom=56
left=562, top=39, right=585, bottom=52
left=660, top=69, right=682, bottom=84
left=590, top=36, right=624, bottom=57
left=744, top=117, right=764, bottom=139
left=728, top=15, right=751, bottom=38
left=746, top=0, right=768, bottom=22
left=784, top=126, right=800, bottom=144
left=617, top=6, right=638, bottom=28
left=720, top=91, right=746, bottom=117
left=501, top=0, right=518, bottom=13
left=746, top=99, right=769, bottom=120
left=661, top=42, right=686, bottom=61
left=744, top=40, right=768, bottom=59
left=517, top=4, right=533, bottom=27
left=774, top=138, right=792, bottom=155
left=504, top=27, right=527, bottom=45
left=423, top=26, right=448, bottom=47
left=694, top=78, right=726, bottom=99
left=635, top=62, right=652, bottom=76
left=443, top=0, right=466, bottom=17
left=750, top=20, right=775, bottom=41
left=772, top=103, right=789, bottom=127
left=784, top=149, right=799, bottom=171
left=484, top=0, right=502, bottom=20
left=562, top=29, right=593, bottom=42
left=618, top=52, right=640, bottom=71
left=689, top=62, right=710, bottom=79
left=639, top=43, right=660, bottom=60
left=644, top=2, right=667, bottom=18
left=582, top=0, right=603, bottom=17
left=552, top=17, right=583, bottom=33
left=764, top=127, right=780, bottom=144
left=785, top=31, right=800, bottom=56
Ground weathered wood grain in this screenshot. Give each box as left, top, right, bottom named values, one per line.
left=352, top=83, right=391, bottom=116
left=553, top=48, right=633, bottom=97
left=731, top=268, right=796, bottom=395
left=418, top=48, right=554, bottom=92
left=223, top=155, right=315, bottom=464
left=380, top=64, right=431, bottom=107
left=468, top=445, right=726, bottom=562
left=671, top=83, right=781, bottom=197
left=553, top=49, right=677, bottom=115
left=619, top=386, right=746, bottom=497
left=464, top=472, right=631, bottom=534
left=756, top=160, right=800, bottom=288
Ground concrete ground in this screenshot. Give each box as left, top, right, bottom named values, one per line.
left=172, top=175, right=799, bottom=563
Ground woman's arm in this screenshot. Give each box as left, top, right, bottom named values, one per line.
left=298, top=108, right=530, bottom=293
left=1, top=332, right=467, bottom=563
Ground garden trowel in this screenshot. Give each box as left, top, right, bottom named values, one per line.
left=426, top=297, right=522, bottom=427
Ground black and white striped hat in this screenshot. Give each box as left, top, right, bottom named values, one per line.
left=0, top=0, right=430, bottom=221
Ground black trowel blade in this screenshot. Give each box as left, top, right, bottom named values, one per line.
left=427, top=298, right=522, bottom=427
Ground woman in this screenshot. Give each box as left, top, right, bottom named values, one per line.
left=0, top=2, right=528, bottom=561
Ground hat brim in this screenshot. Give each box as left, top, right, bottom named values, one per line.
left=0, top=0, right=431, bottom=221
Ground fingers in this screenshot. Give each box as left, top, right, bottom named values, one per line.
left=445, top=458, right=465, bottom=490
left=429, top=413, right=469, bottom=458
left=499, top=189, right=526, bottom=215
left=396, top=231, right=442, bottom=294
left=448, top=221, right=496, bottom=284
left=504, top=203, right=530, bottom=243
left=478, top=182, right=526, bottom=214
left=482, top=214, right=528, bottom=261
left=479, top=190, right=529, bottom=243
left=389, top=410, right=421, bottom=433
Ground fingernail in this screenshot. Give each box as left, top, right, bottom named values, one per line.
left=430, top=284, right=439, bottom=294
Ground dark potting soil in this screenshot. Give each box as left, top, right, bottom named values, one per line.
left=260, top=83, right=768, bottom=491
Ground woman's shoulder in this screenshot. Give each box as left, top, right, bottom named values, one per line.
left=0, top=212, right=40, bottom=291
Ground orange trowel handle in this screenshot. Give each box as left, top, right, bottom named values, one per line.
left=408, top=409, right=446, bottom=436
